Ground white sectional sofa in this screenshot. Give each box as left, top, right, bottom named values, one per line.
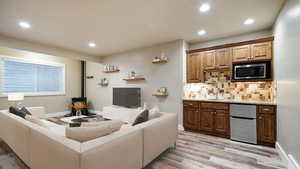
left=0, top=107, right=178, bottom=169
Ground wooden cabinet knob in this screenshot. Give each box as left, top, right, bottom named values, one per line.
left=259, top=116, right=262, bottom=119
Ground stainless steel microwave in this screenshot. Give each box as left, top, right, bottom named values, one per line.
left=232, top=61, right=271, bottom=80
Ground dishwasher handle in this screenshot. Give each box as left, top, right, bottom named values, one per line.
left=231, top=116, right=256, bottom=120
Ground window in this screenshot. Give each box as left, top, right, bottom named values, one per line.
left=0, top=56, right=65, bottom=96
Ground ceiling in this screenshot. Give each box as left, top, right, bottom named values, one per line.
left=0, top=0, right=285, bottom=57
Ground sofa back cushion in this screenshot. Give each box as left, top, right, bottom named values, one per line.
left=0, top=111, right=31, bottom=165
left=102, top=106, right=141, bottom=123
left=149, top=106, right=162, bottom=120
left=80, top=127, right=143, bottom=169
left=27, top=107, right=46, bottom=119
left=66, top=120, right=123, bottom=142
left=25, top=115, right=49, bottom=128
left=28, top=123, right=81, bottom=169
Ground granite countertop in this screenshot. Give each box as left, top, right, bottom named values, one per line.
left=182, top=98, right=277, bottom=105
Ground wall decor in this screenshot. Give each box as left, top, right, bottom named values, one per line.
left=103, top=64, right=119, bottom=73
left=99, top=78, right=109, bottom=86
left=152, top=52, right=168, bottom=64
left=86, top=76, right=94, bottom=79
left=153, top=87, right=168, bottom=97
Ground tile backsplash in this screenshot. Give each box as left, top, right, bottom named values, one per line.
left=184, top=71, right=276, bottom=102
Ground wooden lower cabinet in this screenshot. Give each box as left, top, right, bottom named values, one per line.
left=183, top=108, right=199, bottom=131
left=257, top=105, right=276, bottom=147
left=183, top=101, right=276, bottom=147
left=183, top=101, right=230, bottom=138
left=199, top=110, right=214, bottom=132
left=214, top=110, right=230, bottom=136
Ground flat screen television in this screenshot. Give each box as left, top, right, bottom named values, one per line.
left=113, top=88, right=141, bottom=108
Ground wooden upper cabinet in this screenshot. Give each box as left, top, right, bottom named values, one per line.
left=203, top=50, right=216, bottom=70
left=251, top=42, right=272, bottom=61
left=232, top=45, right=251, bottom=62
left=215, top=48, right=232, bottom=69
left=187, top=53, right=202, bottom=83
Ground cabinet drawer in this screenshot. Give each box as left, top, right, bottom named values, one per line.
left=183, top=101, right=199, bottom=109
left=258, top=105, right=276, bottom=114
left=200, top=102, right=229, bottom=110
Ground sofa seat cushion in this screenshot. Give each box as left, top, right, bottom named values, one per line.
left=48, top=126, right=66, bottom=137
left=66, top=120, right=123, bottom=142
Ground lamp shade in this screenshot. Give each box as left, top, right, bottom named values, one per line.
left=8, top=93, right=24, bottom=101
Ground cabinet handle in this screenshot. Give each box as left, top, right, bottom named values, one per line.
left=259, top=116, right=262, bottom=120
left=263, top=108, right=270, bottom=111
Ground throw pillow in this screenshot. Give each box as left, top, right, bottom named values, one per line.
left=25, top=115, right=49, bottom=128
left=132, top=109, right=149, bottom=126
left=149, top=106, right=162, bottom=120
left=9, top=106, right=26, bottom=119
left=21, top=107, right=32, bottom=115
left=66, top=121, right=123, bottom=142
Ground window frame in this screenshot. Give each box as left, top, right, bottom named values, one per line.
left=0, top=55, right=66, bottom=97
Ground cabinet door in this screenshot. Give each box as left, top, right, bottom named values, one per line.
left=200, top=110, right=214, bottom=132
left=215, top=48, right=232, bottom=69
left=251, top=42, right=272, bottom=61
left=187, top=53, right=202, bottom=83
left=183, top=109, right=199, bottom=130
left=232, top=45, right=251, bottom=62
left=203, top=50, right=216, bottom=70
left=257, top=114, right=276, bottom=144
left=214, top=110, right=229, bottom=136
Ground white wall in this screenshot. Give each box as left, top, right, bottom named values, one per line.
left=0, top=34, right=101, bottom=63
left=273, top=0, right=300, bottom=165
left=189, top=29, right=273, bottom=50
left=0, top=47, right=81, bottom=113
left=86, top=40, right=185, bottom=124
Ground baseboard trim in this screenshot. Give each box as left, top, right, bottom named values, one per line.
left=276, top=142, right=300, bottom=169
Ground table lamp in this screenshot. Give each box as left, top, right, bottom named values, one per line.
left=8, top=93, right=24, bottom=109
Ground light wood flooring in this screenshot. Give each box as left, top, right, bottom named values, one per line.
left=146, top=131, right=286, bottom=169
left=0, top=131, right=286, bottom=169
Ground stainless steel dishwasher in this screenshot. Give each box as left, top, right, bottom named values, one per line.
left=230, top=104, right=257, bottom=144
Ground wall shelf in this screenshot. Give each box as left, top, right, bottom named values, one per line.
left=123, top=77, right=145, bottom=81
left=152, top=60, right=168, bottom=64
left=98, top=83, right=108, bottom=87
left=152, top=93, right=168, bottom=97
left=103, top=69, right=120, bottom=73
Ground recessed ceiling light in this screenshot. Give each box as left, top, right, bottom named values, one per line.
left=244, top=18, right=255, bottom=25
left=88, top=42, right=96, bottom=48
left=18, top=21, right=31, bottom=29
left=198, top=29, right=206, bottom=36
left=199, top=3, right=211, bottom=13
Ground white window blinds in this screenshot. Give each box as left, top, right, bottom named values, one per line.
left=1, top=57, right=65, bottom=96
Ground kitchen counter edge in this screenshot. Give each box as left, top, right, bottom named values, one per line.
left=182, top=98, right=277, bottom=105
